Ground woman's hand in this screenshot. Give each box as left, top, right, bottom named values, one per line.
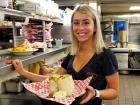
left=11, top=59, right=47, bottom=82
left=12, top=59, right=25, bottom=74
left=80, top=86, right=96, bottom=104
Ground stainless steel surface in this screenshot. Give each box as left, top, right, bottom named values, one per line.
left=0, top=49, right=10, bottom=55
left=111, top=48, right=140, bottom=52
left=111, top=48, right=140, bottom=71
left=0, top=91, right=42, bottom=105
left=115, top=53, right=128, bottom=70
left=54, top=0, right=140, bottom=14
left=0, top=44, right=70, bottom=75
left=12, top=21, right=17, bottom=47
left=111, top=48, right=129, bottom=52
left=119, top=70, right=129, bottom=74
left=0, top=7, right=30, bottom=22
left=0, top=7, right=30, bottom=16
left=101, top=2, right=140, bottom=14
left=0, top=7, right=63, bottom=23
left=5, top=78, right=23, bottom=93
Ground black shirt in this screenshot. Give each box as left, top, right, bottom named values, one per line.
left=61, top=48, right=118, bottom=105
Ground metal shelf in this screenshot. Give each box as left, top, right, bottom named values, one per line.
left=0, top=7, right=31, bottom=22
left=0, top=7, right=63, bottom=48
left=0, top=44, right=70, bottom=75
left=129, top=22, right=140, bottom=25
left=0, top=7, right=63, bottom=24
left=0, top=6, right=65, bottom=84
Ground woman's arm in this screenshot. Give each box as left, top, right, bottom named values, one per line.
left=56, top=67, right=67, bottom=75
left=19, top=69, right=48, bottom=82
left=12, top=59, right=47, bottom=82
left=80, top=72, right=119, bottom=104
left=12, top=59, right=67, bottom=82
left=100, top=72, right=119, bottom=99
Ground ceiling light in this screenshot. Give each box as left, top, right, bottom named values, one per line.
left=129, top=6, right=140, bottom=10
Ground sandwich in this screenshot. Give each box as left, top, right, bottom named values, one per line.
left=57, top=74, right=75, bottom=96
left=48, top=74, right=75, bottom=98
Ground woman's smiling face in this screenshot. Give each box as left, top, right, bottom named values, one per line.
left=72, top=12, right=96, bottom=42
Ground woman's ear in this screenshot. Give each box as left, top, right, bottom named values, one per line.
left=93, top=28, right=96, bottom=35
left=94, top=19, right=97, bottom=34
left=94, top=24, right=97, bottom=34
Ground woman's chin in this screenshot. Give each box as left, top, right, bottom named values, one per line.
left=78, top=38, right=88, bottom=42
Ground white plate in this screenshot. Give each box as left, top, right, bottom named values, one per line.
left=9, top=48, right=38, bottom=56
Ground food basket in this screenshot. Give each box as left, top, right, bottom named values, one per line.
left=22, top=76, right=92, bottom=105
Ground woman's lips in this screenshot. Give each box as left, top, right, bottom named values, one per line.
left=78, top=33, right=85, bottom=36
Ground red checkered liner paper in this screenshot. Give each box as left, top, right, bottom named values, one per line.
left=22, top=76, right=92, bottom=105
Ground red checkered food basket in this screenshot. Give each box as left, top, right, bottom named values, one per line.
left=22, top=76, right=92, bottom=105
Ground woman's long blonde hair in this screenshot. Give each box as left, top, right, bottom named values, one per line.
left=70, top=4, right=106, bottom=55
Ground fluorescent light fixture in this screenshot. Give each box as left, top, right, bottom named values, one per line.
left=129, top=6, right=140, bottom=10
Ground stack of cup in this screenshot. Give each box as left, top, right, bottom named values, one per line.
left=55, top=39, right=63, bottom=48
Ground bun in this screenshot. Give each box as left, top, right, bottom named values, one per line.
left=58, top=74, right=75, bottom=96
left=48, top=74, right=74, bottom=98
left=53, top=90, right=67, bottom=98
left=48, top=74, right=60, bottom=96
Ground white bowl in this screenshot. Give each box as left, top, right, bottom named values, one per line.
left=9, top=48, right=38, bottom=56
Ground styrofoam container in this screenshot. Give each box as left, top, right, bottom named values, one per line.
left=0, top=0, right=8, bottom=7
left=55, top=39, right=63, bottom=48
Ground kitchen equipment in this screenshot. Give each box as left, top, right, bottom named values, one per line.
left=5, top=77, right=24, bottom=93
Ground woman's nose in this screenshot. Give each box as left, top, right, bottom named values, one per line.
left=78, top=23, right=85, bottom=30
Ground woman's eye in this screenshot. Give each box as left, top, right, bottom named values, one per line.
left=73, top=22, right=79, bottom=25
left=84, top=22, right=90, bottom=25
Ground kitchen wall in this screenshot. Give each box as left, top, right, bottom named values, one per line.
left=51, top=24, right=71, bottom=44
left=129, top=24, right=140, bottom=46
left=51, top=10, right=72, bottom=44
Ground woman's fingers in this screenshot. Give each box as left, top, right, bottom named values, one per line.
left=5, top=60, right=13, bottom=64
left=12, top=59, right=23, bottom=70
left=13, top=59, right=21, bottom=65
left=80, top=86, right=95, bottom=104
left=12, top=59, right=18, bottom=66
left=80, top=93, right=91, bottom=104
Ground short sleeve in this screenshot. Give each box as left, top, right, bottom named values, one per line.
left=61, top=54, right=71, bottom=70
left=102, top=49, right=118, bottom=75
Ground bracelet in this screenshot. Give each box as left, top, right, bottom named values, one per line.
left=95, top=89, right=100, bottom=98
left=92, top=89, right=97, bottom=99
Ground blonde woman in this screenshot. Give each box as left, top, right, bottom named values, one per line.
left=12, top=5, right=119, bottom=105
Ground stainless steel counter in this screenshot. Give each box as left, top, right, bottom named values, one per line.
left=0, top=44, right=70, bottom=75
left=0, top=91, right=42, bottom=105
left=111, top=48, right=140, bottom=71
left=111, top=48, right=140, bottom=52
